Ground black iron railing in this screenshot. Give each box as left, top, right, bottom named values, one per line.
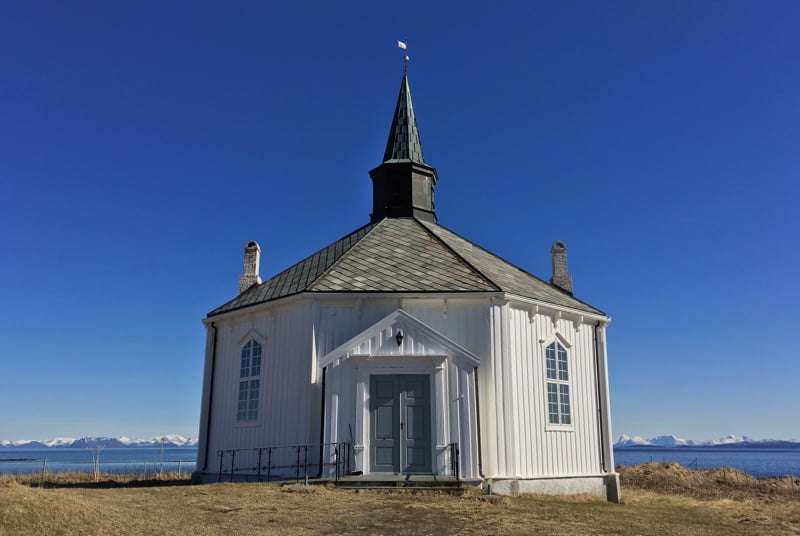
left=448, top=442, right=460, bottom=481
left=217, top=442, right=352, bottom=483
left=217, top=442, right=457, bottom=483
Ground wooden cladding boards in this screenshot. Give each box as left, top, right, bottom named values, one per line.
left=202, top=296, right=606, bottom=481
left=205, top=304, right=316, bottom=459
left=492, top=304, right=602, bottom=477
left=313, top=298, right=490, bottom=359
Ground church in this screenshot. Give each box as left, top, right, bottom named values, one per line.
left=193, top=73, right=620, bottom=501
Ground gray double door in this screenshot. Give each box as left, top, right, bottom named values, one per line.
left=370, top=374, right=432, bottom=474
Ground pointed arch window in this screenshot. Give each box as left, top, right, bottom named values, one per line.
left=237, top=340, right=261, bottom=421
left=546, top=341, right=571, bottom=425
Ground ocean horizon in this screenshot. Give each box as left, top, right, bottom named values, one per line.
left=614, top=446, right=800, bottom=478
left=2, top=446, right=799, bottom=479
left=0, top=447, right=197, bottom=477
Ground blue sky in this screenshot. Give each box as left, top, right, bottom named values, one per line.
left=1, top=1, right=797, bottom=442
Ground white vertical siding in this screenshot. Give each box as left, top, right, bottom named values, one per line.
left=199, top=294, right=607, bottom=482
left=324, top=358, right=480, bottom=478
left=453, top=359, right=479, bottom=479
left=401, top=298, right=490, bottom=358
left=501, top=305, right=602, bottom=477
left=205, top=302, right=316, bottom=471
left=319, top=302, right=484, bottom=479
left=483, top=302, right=505, bottom=477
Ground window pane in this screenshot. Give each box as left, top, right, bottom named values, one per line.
left=547, top=383, right=559, bottom=424
left=559, top=384, right=571, bottom=425
left=240, top=342, right=251, bottom=378
left=251, top=341, right=261, bottom=377
left=237, top=381, right=249, bottom=420
left=546, top=344, right=557, bottom=379
left=557, top=344, right=569, bottom=381
left=249, top=380, right=260, bottom=404
left=248, top=379, right=259, bottom=420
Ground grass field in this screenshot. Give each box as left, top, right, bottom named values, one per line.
left=1, top=464, right=798, bottom=535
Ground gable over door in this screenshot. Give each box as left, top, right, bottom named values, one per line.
left=370, top=374, right=431, bottom=474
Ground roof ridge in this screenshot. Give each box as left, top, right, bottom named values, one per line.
left=420, top=218, right=549, bottom=283
left=208, top=221, right=379, bottom=316
left=418, top=219, right=604, bottom=314
left=413, top=219, right=502, bottom=292
left=306, top=219, right=386, bottom=291
left=208, top=218, right=603, bottom=317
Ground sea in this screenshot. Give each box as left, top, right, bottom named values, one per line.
left=614, top=446, right=800, bottom=478
left=0, top=447, right=197, bottom=477
left=1, top=446, right=799, bottom=479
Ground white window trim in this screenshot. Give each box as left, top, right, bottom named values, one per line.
left=541, top=332, right=575, bottom=432
left=540, top=331, right=573, bottom=350
left=237, top=328, right=268, bottom=347
left=236, top=339, right=263, bottom=423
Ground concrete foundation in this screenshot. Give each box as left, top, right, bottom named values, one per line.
left=488, top=474, right=621, bottom=502
left=192, top=470, right=622, bottom=503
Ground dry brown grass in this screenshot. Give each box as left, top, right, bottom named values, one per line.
left=2, top=471, right=191, bottom=488
left=619, top=462, right=800, bottom=500
left=1, top=466, right=799, bottom=536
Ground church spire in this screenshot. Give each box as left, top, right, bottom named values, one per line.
left=382, top=75, right=427, bottom=165
left=370, top=75, right=438, bottom=223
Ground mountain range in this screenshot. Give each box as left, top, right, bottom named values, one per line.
left=614, top=434, right=800, bottom=448
left=0, top=435, right=197, bottom=449
left=5, top=433, right=797, bottom=450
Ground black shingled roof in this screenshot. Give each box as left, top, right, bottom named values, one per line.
left=382, top=75, right=427, bottom=165
left=208, top=218, right=603, bottom=317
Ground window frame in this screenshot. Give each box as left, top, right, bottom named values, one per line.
left=237, top=339, right=262, bottom=422
left=543, top=336, right=574, bottom=431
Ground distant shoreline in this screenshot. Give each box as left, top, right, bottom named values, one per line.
left=0, top=446, right=198, bottom=451
left=615, top=443, right=800, bottom=450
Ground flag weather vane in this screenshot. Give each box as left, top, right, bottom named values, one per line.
left=397, top=39, right=409, bottom=74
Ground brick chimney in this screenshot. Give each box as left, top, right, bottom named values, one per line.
left=550, top=241, right=573, bottom=294
left=238, top=241, right=262, bottom=295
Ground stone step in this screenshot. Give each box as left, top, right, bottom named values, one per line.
left=337, top=485, right=466, bottom=492
left=333, top=473, right=465, bottom=489
left=336, top=479, right=463, bottom=488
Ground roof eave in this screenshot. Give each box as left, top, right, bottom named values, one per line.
left=205, top=288, right=607, bottom=326
left=204, top=290, right=508, bottom=323
left=502, top=293, right=608, bottom=322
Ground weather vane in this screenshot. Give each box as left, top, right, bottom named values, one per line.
left=397, top=39, right=409, bottom=74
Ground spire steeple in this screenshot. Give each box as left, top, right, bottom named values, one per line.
left=382, top=75, right=427, bottom=165
left=370, top=75, right=438, bottom=223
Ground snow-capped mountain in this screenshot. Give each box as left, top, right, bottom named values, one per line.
left=118, top=434, right=197, bottom=447
left=42, top=437, right=78, bottom=447
left=609, top=434, right=696, bottom=447
left=648, top=435, right=700, bottom=447
left=614, top=435, right=653, bottom=447
left=0, top=435, right=197, bottom=449
left=706, top=434, right=752, bottom=445
left=614, top=434, right=797, bottom=448
left=0, top=440, right=46, bottom=448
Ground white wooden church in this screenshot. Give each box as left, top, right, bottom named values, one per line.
left=193, top=74, right=619, bottom=500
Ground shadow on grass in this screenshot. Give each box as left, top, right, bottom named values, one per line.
left=25, top=478, right=193, bottom=490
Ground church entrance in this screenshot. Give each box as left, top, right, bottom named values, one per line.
left=369, top=374, right=432, bottom=474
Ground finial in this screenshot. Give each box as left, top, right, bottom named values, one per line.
left=397, top=39, right=408, bottom=74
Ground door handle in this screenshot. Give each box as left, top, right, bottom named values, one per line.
left=400, top=422, right=405, bottom=430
